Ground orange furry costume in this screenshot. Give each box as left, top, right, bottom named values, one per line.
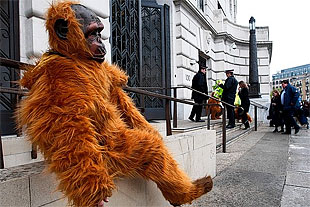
left=206, top=93, right=222, bottom=120
left=234, top=108, right=253, bottom=123
left=17, top=1, right=212, bottom=206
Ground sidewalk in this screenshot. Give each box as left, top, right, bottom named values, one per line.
left=187, top=124, right=310, bottom=207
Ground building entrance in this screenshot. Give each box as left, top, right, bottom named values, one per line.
left=111, top=0, right=170, bottom=119
left=0, top=0, right=20, bottom=135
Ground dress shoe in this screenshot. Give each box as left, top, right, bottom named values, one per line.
left=226, top=124, right=235, bottom=129
left=244, top=122, right=250, bottom=130
left=188, top=117, right=195, bottom=122
left=196, top=119, right=205, bottom=122
left=295, top=126, right=300, bottom=134
left=282, top=131, right=291, bottom=134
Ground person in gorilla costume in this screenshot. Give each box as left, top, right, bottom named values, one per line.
left=17, top=1, right=212, bottom=207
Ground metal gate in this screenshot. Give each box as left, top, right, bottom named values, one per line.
left=0, top=0, right=20, bottom=135
left=111, top=0, right=170, bottom=120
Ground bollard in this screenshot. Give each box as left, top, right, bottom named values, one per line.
left=207, top=105, right=211, bottom=130
left=0, top=132, right=4, bottom=169
left=254, top=106, right=258, bottom=131
left=165, top=99, right=172, bottom=136
left=222, top=105, right=227, bottom=153
left=173, top=88, right=177, bottom=128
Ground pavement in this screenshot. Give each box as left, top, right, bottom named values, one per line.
left=185, top=124, right=310, bottom=207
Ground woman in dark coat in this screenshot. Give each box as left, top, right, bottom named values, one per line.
left=238, top=81, right=250, bottom=129
left=270, top=90, right=284, bottom=132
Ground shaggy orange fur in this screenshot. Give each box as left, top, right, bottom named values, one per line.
left=17, top=1, right=212, bottom=206
left=234, top=108, right=253, bottom=123
left=206, top=93, right=222, bottom=120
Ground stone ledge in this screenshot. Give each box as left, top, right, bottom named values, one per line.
left=1, top=129, right=216, bottom=206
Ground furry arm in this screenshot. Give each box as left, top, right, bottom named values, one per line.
left=107, top=63, right=155, bottom=130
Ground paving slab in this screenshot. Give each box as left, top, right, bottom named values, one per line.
left=286, top=171, right=310, bottom=188
left=186, top=126, right=289, bottom=207
left=281, top=185, right=310, bottom=207
left=281, top=127, right=310, bottom=207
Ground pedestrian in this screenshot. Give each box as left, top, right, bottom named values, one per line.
left=219, top=69, right=238, bottom=128
left=280, top=80, right=300, bottom=134
left=189, top=66, right=209, bottom=122
left=270, top=89, right=284, bottom=132
left=238, top=81, right=250, bottom=129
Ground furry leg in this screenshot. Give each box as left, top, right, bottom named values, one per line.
left=104, top=128, right=213, bottom=205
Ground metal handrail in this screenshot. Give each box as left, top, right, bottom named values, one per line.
left=250, top=100, right=268, bottom=110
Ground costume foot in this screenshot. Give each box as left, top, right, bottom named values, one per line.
left=168, top=176, right=213, bottom=206
left=193, top=175, right=213, bottom=194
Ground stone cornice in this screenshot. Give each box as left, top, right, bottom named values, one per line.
left=173, top=0, right=272, bottom=54
left=174, top=0, right=217, bottom=33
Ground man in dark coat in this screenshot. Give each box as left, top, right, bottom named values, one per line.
left=219, top=69, right=238, bottom=128
left=280, top=79, right=300, bottom=134
left=189, top=66, right=209, bottom=122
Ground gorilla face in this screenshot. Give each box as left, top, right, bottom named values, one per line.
left=54, top=4, right=106, bottom=62
left=71, top=4, right=106, bottom=62
left=84, top=21, right=106, bottom=62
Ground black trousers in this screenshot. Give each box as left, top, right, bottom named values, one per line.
left=189, top=99, right=203, bottom=121
left=225, top=100, right=235, bottom=126
left=283, top=109, right=299, bottom=132
left=241, top=105, right=249, bottom=124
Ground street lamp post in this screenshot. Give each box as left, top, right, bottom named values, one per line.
left=249, top=16, right=261, bottom=98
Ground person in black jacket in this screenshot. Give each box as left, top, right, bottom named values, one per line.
left=270, top=90, right=284, bottom=132
left=238, top=81, right=250, bottom=129
left=219, top=69, right=238, bottom=128
left=189, top=66, right=209, bottom=122
left=280, top=80, right=300, bottom=134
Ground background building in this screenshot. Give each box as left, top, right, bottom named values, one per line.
left=1, top=0, right=273, bottom=135
left=272, top=64, right=310, bottom=100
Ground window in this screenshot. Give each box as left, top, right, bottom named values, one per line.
left=198, top=0, right=204, bottom=12
left=217, top=1, right=225, bottom=16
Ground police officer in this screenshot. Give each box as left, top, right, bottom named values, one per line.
left=219, top=69, right=238, bottom=128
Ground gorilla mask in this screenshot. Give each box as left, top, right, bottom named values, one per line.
left=54, top=4, right=106, bottom=62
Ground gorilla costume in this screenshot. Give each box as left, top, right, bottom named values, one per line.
left=17, top=1, right=212, bottom=206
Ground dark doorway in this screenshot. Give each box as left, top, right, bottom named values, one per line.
left=141, top=1, right=170, bottom=119
left=111, top=0, right=170, bottom=120
left=0, top=0, right=20, bottom=135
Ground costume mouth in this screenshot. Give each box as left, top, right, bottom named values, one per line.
left=93, top=55, right=105, bottom=62
left=92, top=46, right=106, bottom=62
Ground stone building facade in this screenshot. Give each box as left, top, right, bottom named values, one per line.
left=13, top=0, right=272, bottom=120
left=272, top=64, right=310, bottom=101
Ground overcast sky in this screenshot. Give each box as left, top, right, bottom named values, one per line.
left=236, top=0, right=310, bottom=75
